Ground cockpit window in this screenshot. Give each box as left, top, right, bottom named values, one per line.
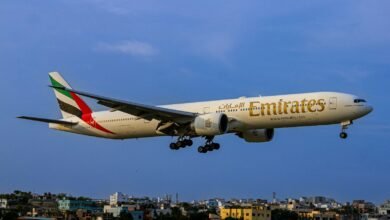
left=354, top=99, right=366, bottom=103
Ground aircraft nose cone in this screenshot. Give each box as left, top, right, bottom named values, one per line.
left=362, top=105, right=373, bottom=116
left=367, top=106, right=373, bottom=114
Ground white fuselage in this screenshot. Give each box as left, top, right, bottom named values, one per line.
left=49, top=92, right=373, bottom=139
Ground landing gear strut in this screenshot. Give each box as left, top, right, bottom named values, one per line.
left=169, top=137, right=193, bottom=150
left=340, top=121, right=352, bottom=139
left=198, top=136, right=220, bottom=153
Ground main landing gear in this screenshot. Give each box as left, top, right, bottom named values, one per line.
left=169, top=137, right=193, bottom=150
left=340, top=120, right=353, bottom=139
left=198, top=136, right=220, bottom=154
left=169, top=136, right=221, bottom=153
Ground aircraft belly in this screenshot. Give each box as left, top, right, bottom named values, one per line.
left=115, top=119, right=162, bottom=139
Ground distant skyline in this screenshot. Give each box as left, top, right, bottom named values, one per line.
left=1, top=1, right=389, bottom=204
left=0, top=189, right=386, bottom=206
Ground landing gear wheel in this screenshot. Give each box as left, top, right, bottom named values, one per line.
left=198, top=146, right=206, bottom=153
left=185, top=139, right=193, bottom=147
left=170, top=143, right=178, bottom=150
left=206, top=145, right=214, bottom=151
left=340, top=132, right=348, bottom=139
left=212, top=143, right=220, bottom=150
left=176, top=141, right=185, bottom=148
left=170, top=137, right=194, bottom=151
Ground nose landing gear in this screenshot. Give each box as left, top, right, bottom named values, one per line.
left=340, top=121, right=353, bottom=139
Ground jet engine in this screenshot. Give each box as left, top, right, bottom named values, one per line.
left=191, top=113, right=228, bottom=136
left=237, top=129, right=274, bottom=143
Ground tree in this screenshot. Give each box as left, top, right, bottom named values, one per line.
left=189, top=212, right=208, bottom=220
left=171, top=207, right=186, bottom=219
left=119, top=212, right=134, bottom=220
left=2, top=211, right=19, bottom=220
left=271, top=209, right=298, bottom=220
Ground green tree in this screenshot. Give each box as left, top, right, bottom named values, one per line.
left=77, top=196, right=91, bottom=201
left=119, top=212, right=134, bottom=220
left=271, top=209, right=298, bottom=220
left=189, top=212, right=208, bottom=220
left=2, top=211, right=19, bottom=220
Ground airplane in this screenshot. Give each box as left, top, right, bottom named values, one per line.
left=18, top=72, right=373, bottom=153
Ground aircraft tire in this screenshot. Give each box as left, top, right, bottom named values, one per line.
left=170, top=143, right=178, bottom=150
left=176, top=141, right=185, bottom=148
left=340, top=132, right=348, bottom=139
left=186, top=139, right=193, bottom=147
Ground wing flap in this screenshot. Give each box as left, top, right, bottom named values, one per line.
left=18, top=116, right=78, bottom=125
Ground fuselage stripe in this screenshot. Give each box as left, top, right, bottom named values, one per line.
left=70, top=92, right=115, bottom=134
left=57, top=99, right=82, bottom=118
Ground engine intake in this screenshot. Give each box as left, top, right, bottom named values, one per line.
left=238, top=129, right=274, bottom=143
left=192, top=113, right=228, bottom=136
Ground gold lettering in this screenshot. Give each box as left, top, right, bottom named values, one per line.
left=278, top=99, right=283, bottom=115
left=301, top=99, right=308, bottom=113
left=249, top=101, right=260, bottom=116
left=291, top=101, right=300, bottom=114
left=317, top=99, right=325, bottom=112
left=308, top=99, right=317, bottom=112
left=261, top=103, right=277, bottom=116
left=284, top=101, right=291, bottom=114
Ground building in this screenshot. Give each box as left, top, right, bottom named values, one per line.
left=28, top=199, right=58, bottom=216
left=286, top=198, right=301, bottom=211
left=103, top=205, right=143, bottom=219
left=299, top=196, right=341, bottom=210
left=109, top=192, right=127, bottom=206
left=206, top=199, right=219, bottom=209
left=298, top=210, right=338, bottom=220
left=379, top=200, right=390, bottom=215
left=352, top=200, right=376, bottom=214
left=17, top=217, right=56, bottom=220
left=152, top=208, right=172, bottom=218
left=220, top=206, right=271, bottom=220
left=0, top=199, right=8, bottom=209
left=58, top=199, right=99, bottom=212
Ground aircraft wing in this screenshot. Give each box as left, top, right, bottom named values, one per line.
left=50, top=86, right=197, bottom=123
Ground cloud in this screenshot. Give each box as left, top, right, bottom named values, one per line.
left=304, top=2, right=390, bottom=49
left=185, top=32, right=236, bottom=64
left=96, top=40, right=158, bottom=56
left=332, top=69, right=372, bottom=83
left=198, top=34, right=235, bottom=62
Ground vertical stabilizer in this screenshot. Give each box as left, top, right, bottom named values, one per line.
left=49, top=72, right=92, bottom=119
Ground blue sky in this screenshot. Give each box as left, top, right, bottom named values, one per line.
left=1, top=0, right=389, bottom=203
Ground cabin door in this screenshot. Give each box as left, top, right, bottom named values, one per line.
left=329, top=97, right=337, bottom=110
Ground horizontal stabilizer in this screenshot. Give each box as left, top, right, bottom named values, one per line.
left=18, top=116, right=78, bottom=126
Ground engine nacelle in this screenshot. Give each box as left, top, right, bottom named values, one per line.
left=191, top=113, right=228, bottom=136
left=238, top=129, right=274, bottom=143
